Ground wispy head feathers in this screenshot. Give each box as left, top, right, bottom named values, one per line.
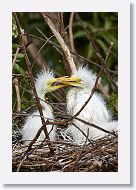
left=72, top=65, right=96, bottom=89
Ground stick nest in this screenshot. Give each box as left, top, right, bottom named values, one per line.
left=12, top=131, right=118, bottom=172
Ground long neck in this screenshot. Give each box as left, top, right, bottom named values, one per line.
left=36, top=87, right=48, bottom=108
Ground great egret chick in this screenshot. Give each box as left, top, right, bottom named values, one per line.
left=22, top=69, right=68, bottom=145
left=60, top=66, right=118, bottom=144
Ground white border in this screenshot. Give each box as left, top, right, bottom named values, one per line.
left=0, top=0, right=130, bottom=185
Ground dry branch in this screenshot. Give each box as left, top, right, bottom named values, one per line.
left=69, top=12, right=78, bottom=64
left=13, top=77, right=21, bottom=112
left=69, top=12, right=75, bottom=52
left=12, top=47, right=20, bottom=69
left=42, top=13, right=76, bottom=73
left=97, top=81, right=109, bottom=98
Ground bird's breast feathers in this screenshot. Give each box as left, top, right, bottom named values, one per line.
left=67, top=89, right=111, bottom=122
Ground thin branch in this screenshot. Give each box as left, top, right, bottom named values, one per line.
left=58, top=12, right=66, bottom=40
left=96, top=43, right=118, bottom=91
left=69, top=12, right=75, bottom=52
left=97, top=81, right=109, bottom=98
left=13, top=77, right=21, bottom=112
left=71, top=122, right=94, bottom=145
left=22, top=35, right=48, bottom=69
left=69, top=12, right=78, bottom=64
left=12, top=47, right=20, bottom=69
left=70, top=145, right=84, bottom=171
left=13, top=12, right=54, bottom=155
left=17, top=154, right=27, bottom=172
left=75, top=117, right=117, bottom=136
left=30, top=35, right=54, bottom=69
left=46, top=139, right=81, bottom=147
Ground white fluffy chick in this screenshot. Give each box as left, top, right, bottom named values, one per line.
left=22, top=69, right=67, bottom=145
left=61, top=66, right=118, bottom=144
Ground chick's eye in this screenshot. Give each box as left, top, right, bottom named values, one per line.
left=77, top=78, right=81, bottom=83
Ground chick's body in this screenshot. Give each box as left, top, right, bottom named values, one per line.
left=21, top=69, right=57, bottom=145
left=22, top=104, right=56, bottom=145
left=65, top=66, right=118, bottom=144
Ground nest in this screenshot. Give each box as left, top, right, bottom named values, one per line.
left=12, top=131, right=118, bottom=172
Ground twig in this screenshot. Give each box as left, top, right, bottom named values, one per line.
left=70, top=146, right=84, bottom=171
left=22, top=35, right=48, bottom=69
left=69, top=12, right=75, bottom=52
left=75, top=117, right=117, bottom=136
left=13, top=77, right=21, bottom=112
left=61, top=114, right=117, bottom=137
left=31, top=39, right=49, bottom=69
left=69, top=12, right=78, bottom=64
left=12, top=47, right=20, bottom=68
left=46, top=139, right=80, bottom=147
left=58, top=13, right=66, bottom=40
left=72, top=51, right=117, bottom=75
left=42, top=13, right=76, bottom=73
left=97, top=81, right=109, bottom=98
left=17, top=154, right=27, bottom=172
left=71, top=122, right=94, bottom=145
left=96, top=43, right=118, bottom=91
left=13, top=12, right=54, bottom=155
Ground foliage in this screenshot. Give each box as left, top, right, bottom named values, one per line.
left=107, top=92, right=118, bottom=117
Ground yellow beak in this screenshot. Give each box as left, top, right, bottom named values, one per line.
left=48, top=76, right=81, bottom=92
left=54, top=76, right=81, bottom=87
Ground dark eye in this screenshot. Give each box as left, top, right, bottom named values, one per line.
left=77, top=78, right=81, bottom=82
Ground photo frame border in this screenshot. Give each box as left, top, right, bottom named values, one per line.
left=0, top=0, right=130, bottom=184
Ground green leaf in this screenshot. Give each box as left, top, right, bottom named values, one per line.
left=16, top=53, right=24, bottom=59
left=13, top=63, right=25, bottom=76
left=12, top=43, right=20, bottom=49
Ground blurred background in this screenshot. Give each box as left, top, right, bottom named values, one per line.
left=12, top=12, right=118, bottom=135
